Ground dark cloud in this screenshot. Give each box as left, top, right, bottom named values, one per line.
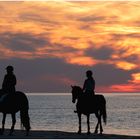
left=78, top=15, right=105, bottom=22
left=52, top=43, right=79, bottom=53
left=112, top=33, right=140, bottom=40
left=0, top=58, right=85, bottom=92
left=92, top=63, right=134, bottom=86
left=77, top=15, right=119, bottom=26
left=86, top=46, right=114, bottom=60
left=0, top=32, right=79, bottom=57
left=0, top=32, right=49, bottom=52
left=19, top=13, right=58, bottom=25
left=0, top=57, right=137, bottom=93
left=124, top=55, right=139, bottom=63
left=63, top=37, right=79, bottom=41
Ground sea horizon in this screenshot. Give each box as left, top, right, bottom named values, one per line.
left=0, top=1, right=140, bottom=138
left=27, top=93, right=140, bottom=136
left=0, top=92, right=139, bottom=137
left=25, top=92, right=140, bottom=96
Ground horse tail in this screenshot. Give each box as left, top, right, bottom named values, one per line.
left=20, top=120, right=24, bottom=130
left=20, top=109, right=31, bottom=132
left=18, top=92, right=31, bottom=133
left=103, top=103, right=107, bottom=124
left=100, top=95, right=107, bottom=125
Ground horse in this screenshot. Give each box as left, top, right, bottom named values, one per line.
left=0, top=90, right=31, bottom=136
left=71, top=85, right=107, bottom=134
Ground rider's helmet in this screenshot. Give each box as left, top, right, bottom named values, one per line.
left=86, top=70, right=93, bottom=77
left=6, top=65, right=14, bottom=72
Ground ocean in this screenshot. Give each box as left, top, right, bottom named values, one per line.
left=0, top=93, right=140, bottom=136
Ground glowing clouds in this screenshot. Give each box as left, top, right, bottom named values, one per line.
left=66, top=56, right=97, bottom=66
left=0, top=2, right=140, bottom=66
left=115, top=61, right=137, bottom=70
left=131, top=73, right=140, bottom=84
left=0, top=2, right=140, bottom=92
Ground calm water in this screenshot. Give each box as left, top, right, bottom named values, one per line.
left=0, top=93, right=140, bottom=136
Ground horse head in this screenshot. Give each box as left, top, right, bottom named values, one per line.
left=71, top=85, right=83, bottom=103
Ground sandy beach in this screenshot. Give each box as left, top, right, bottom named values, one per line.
left=0, top=129, right=140, bottom=139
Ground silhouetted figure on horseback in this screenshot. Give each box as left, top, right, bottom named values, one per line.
left=0, top=66, right=30, bottom=136
left=2, top=65, right=16, bottom=95
left=74, top=70, right=95, bottom=113
left=71, top=70, right=107, bottom=135
left=83, top=70, right=95, bottom=95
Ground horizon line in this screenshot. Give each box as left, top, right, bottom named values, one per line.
left=1, top=0, right=140, bottom=1
left=25, top=92, right=140, bottom=94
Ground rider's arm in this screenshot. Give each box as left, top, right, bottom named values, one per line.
left=93, top=78, right=95, bottom=91
left=12, top=75, right=17, bottom=86
left=2, top=75, right=7, bottom=89
left=83, top=80, right=86, bottom=91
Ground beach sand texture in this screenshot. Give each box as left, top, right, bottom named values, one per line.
left=0, top=129, right=140, bottom=139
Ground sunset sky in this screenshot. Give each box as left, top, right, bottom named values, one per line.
left=0, top=1, right=140, bottom=93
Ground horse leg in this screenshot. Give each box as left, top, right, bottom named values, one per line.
left=94, top=112, right=99, bottom=134
left=99, top=114, right=103, bottom=134
left=78, top=113, right=81, bottom=134
left=87, top=114, right=90, bottom=135
left=9, top=113, right=16, bottom=135
left=1, top=113, right=6, bottom=135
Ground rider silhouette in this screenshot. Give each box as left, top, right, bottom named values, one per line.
left=74, top=70, right=95, bottom=113
left=83, top=70, right=95, bottom=95
left=2, top=66, right=16, bottom=94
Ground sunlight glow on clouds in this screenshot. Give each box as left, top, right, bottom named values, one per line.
left=115, top=61, right=137, bottom=70
left=131, top=73, right=140, bottom=84
left=0, top=1, right=140, bottom=92
left=66, top=56, right=98, bottom=66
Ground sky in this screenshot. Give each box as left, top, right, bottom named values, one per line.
left=0, top=1, right=140, bottom=93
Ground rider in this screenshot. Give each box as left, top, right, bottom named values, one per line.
left=2, top=65, right=17, bottom=94
left=83, top=70, right=95, bottom=95
left=74, top=70, right=95, bottom=113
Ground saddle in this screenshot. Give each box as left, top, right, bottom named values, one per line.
left=0, top=89, right=14, bottom=103
left=0, top=94, right=8, bottom=103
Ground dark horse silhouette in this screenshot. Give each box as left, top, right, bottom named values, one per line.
left=0, top=90, right=30, bottom=136
left=71, top=86, right=107, bottom=134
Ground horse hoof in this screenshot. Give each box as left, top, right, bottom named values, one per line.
left=0, top=129, right=4, bottom=135
left=26, top=132, right=29, bottom=136
left=99, top=129, right=103, bottom=135
left=8, top=133, right=13, bottom=136
left=87, top=132, right=91, bottom=135
left=100, top=132, right=103, bottom=135
left=77, top=131, right=81, bottom=135
left=94, top=130, right=98, bottom=134
left=0, top=132, right=4, bottom=135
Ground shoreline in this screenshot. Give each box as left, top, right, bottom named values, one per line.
left=0, top=129, right=140, bottom=139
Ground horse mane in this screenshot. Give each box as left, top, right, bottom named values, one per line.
left=74, top=86, right=81, bottom=89
left=73, top=86, right=83, bottom=93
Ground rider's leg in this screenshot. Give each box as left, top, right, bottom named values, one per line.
left=9, top=113, right=16, bottom=135
left=1, top=113, right=6, bottom=134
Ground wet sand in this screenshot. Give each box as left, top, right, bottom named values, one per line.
left=0, top=129, right=140, bottom=139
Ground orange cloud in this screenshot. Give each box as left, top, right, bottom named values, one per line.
left=66, top=56, right=98, bottom=66
left=130, top=73, right=140, bottom=84
left=115, top=61, right=137, bottom=70
left=0, top=2, right=140, bottom=66
left=99, top=72, right=140, bottom=93
left=108, top=83, right=140, bottom=93
left=1, top=2, right=140, bottom=92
